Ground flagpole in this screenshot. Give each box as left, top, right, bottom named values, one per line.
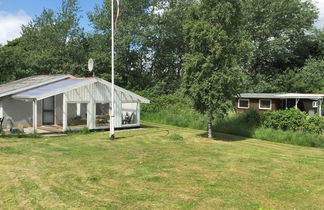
left=110, top=0, right=115, bottom=139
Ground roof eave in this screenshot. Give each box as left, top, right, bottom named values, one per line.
left=0, top=75, right=73, bottom=98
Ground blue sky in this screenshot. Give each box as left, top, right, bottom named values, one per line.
left=0, top=0, right=324, bottom=45
left=0, top=0, right=103, bottom=44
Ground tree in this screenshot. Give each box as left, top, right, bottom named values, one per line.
left=183, top=0, right=251, bottom=138
left=88, top=0, right=194, bottom=93
left=241, top=0, right=318, bottom=92
left=274, top=59, right=324, bottom=93
left=0, top=0, right=88, bottom=85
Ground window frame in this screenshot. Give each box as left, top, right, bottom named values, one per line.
left=259, top=99, right=272, bottom=110
left=238, top=99, right=250, bottom=109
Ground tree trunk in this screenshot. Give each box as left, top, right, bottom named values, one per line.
left=207, top=111, right=213, bottom=138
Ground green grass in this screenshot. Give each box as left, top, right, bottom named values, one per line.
left=0, top=121, right=323, bottom=209
left=142, top=109, right=206, bottom=130
left=253, top=128, right=324, bottom=148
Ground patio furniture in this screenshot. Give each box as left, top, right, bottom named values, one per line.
left=96, top=114, right=110, bottom=126
left=123, top=112, right=135, bottom=125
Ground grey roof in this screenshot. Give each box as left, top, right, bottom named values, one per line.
left=0, top=75, right=71, bottom=98
left=13, top=78, right=96, bottom=100
left=239, top=93, right=324, bottom=100
left=12, top=77, right=150, bottom=103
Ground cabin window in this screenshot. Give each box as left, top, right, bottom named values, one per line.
left=122, top=103, right=138, bottom=125
left=96, top=103, right=110, bottom=127
left=259, top=99, right=272, bottom=110
left=238, top=99, right=249, bottom=109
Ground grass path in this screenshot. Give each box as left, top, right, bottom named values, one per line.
left=0, top=121, right=323, bottom=209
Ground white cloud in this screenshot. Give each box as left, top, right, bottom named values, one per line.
left=314, top=0, right=324, bottom=28
left=0, top=10, right=31, bottom=45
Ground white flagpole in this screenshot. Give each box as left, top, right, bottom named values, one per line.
left=110, top=0, right=115, bottom=139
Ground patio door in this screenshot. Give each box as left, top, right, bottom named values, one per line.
left=43, top=96, right=55, bottom=125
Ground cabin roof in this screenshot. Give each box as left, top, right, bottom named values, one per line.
left=239, top=93, right=324, bottom=100
left=0, top=75, right=71, bottom=98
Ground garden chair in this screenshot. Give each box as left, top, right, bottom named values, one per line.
left=126, top=112, right=135, bottom=124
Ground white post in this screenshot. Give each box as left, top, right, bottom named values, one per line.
left=89, top=98, right=95, bottom=129
left=0, top=99, right=3, bottom=119
left=54, top=96, right=57, bottom=125
left=110, top=0, right=115, bottom=139
left=137, top=102, right=140, bottom=126
left=319, top=100, right=322, bottom=116
left=285, top=99, right=287, bottom=109
left=33, top=99, right=38, bottom=133
left=77, top=103, right=81, bottom=116
left=63, top=94, right=67, bottom=132
left=295, top=99, right=299, bottom=109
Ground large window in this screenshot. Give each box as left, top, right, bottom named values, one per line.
left=122, top=103, right=138, bottom=125
left=259, top=99, right=272, bottom=110
left=96, top=103, right=110, bottom=127
left=67, top=103, right=88, bottom=127
left=238, top=99, right=249, bottom=109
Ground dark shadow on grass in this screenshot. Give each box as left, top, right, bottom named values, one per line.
left=107, top=129, right=170, bottom=142
left=140, top=124, right=159, bottom=129
left=197, top=132, right=248, bottom=142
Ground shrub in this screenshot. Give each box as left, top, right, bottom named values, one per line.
left=262, top=109, right=324, bottom=135
left=304, top=115, right=324, bottom=135
left=168, top=133, right=184, bottom=141
left=81, top=127, right=91, bottom=134
left=262, top=109, right=307, bottom=131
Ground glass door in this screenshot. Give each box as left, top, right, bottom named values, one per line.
left=43, top=96, right=55, bottom=125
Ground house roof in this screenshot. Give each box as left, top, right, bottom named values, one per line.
left=12, top=78, right=96, bottom=101
left=12, top=77, right=150, bottom=103
left=0, top=75, right=71, bottom=98
left=239, top=93, right=324, bottom=100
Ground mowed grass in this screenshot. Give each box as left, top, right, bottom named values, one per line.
left=0, top=122, right=323, bottom=209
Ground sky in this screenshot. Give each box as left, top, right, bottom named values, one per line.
left=0, top=0, right=324, bottom=45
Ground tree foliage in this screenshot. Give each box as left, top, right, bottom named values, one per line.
left=183, top=0, right=251, bottom=137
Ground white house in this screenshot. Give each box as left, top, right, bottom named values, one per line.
left=0, top=75, right=150, bottom=133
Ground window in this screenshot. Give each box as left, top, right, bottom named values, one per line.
left=238, top=99, right=249, bottom=109
left=259, top=99, right=272, bottom=110
left=96, top=103, right=110, bottom=127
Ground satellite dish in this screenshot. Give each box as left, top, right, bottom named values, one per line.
left=88, top=58, right=94, bottom=72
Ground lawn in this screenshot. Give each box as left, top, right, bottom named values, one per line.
left=0, top=122, right=323, bottom=209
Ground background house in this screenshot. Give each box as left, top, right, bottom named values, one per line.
left=236, top=93, right=324, bottom=116
left=0, top=75, right=149, bottom=133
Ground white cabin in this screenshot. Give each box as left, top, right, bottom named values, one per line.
left=0, top=75, right=149, bottom=133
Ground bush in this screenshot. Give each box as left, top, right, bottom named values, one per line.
left=262, top=109, right=307, bottom=131
left=262, top=109, right=324, bottom=135
left=81, top=127, right=91, bottom=134
left=304, top=115, right=324, bottom=135
left=168, top=133, right=184, bottom=141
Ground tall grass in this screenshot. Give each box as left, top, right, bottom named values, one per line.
left=142, top=108, right=206, bottom=130
left=253, top=128, right=324, bottom=148
left=214, top=110, right=324, bottom=148
left=213, top=111, right=258, bottom=137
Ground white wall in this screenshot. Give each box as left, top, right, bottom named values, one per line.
left=2, top=96, right=33, bottom=128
